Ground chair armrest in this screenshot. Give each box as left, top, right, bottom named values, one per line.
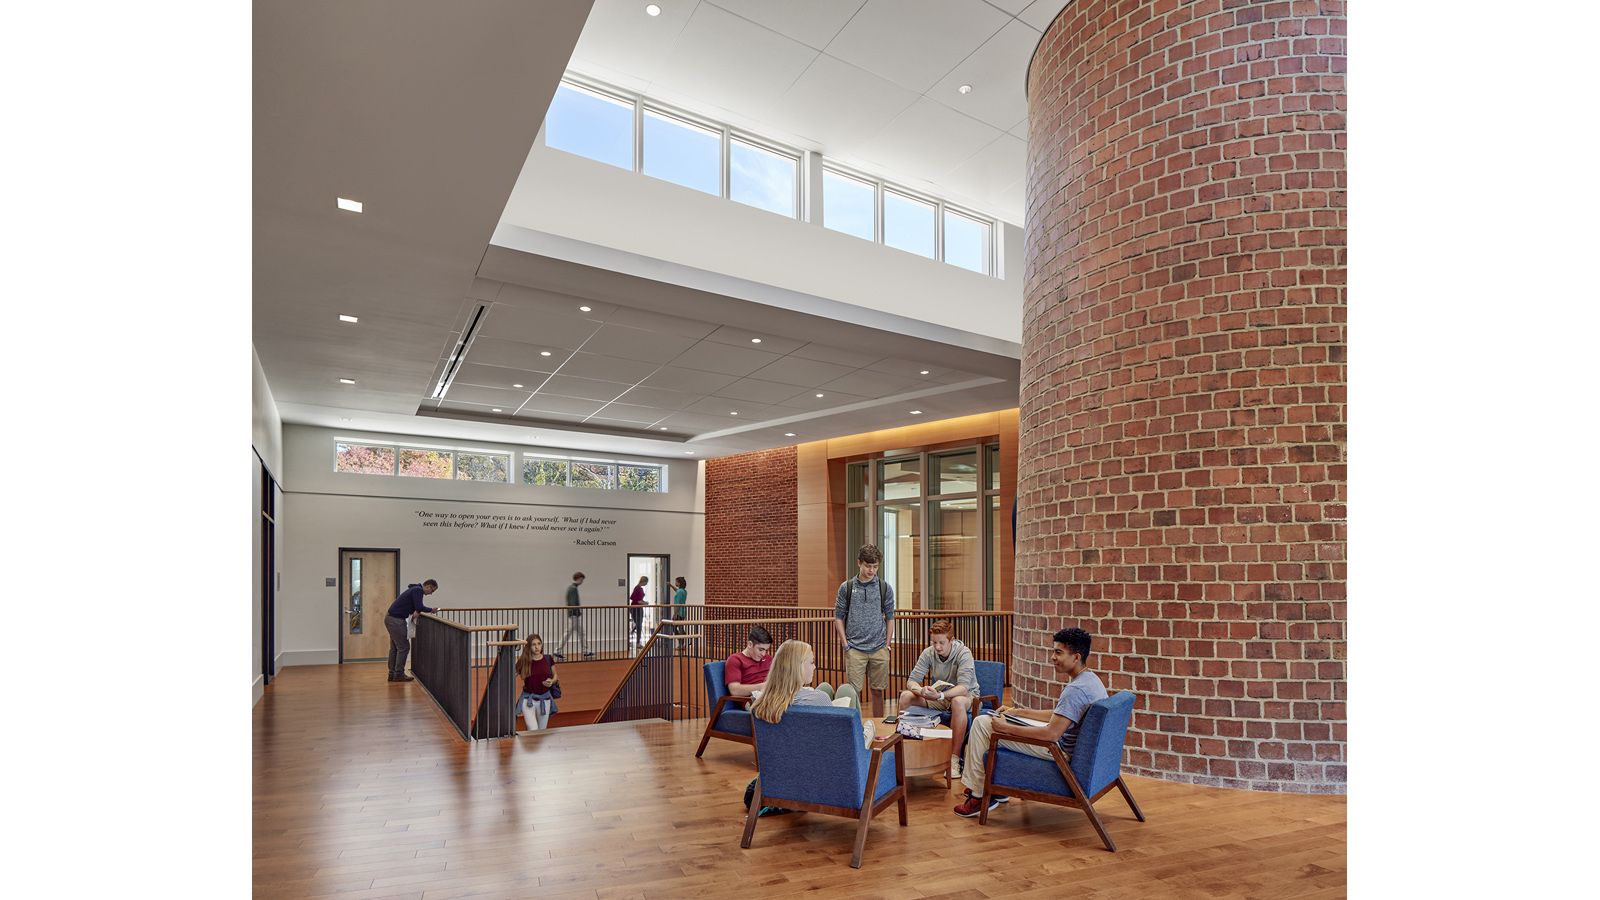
left=872, top=732, right=903, bottom=756
left=707, top=694, right=747, bottom=721
left=986, top=730, right=1059, bottom=750
left=972, top=694, right=999, bottom=711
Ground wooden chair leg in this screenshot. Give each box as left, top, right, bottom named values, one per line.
left=850, top=806, right=871, bottom=868
left=1115, top=777, right=1145, bottom=821
left=739, top=777, right=762, bottom=849
left=1079, top=800, right=1116, bottom=852
left=695, top=720, right=716, bottom=758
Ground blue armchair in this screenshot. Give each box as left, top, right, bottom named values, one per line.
left=695, top=661, right=755, bottom=759
left=742, top=704, right=907, bottom=868
left=977, top=691, right=1146, bottom=851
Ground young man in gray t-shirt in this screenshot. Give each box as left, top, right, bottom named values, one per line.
left=955, top=626, right=1108, bottom=817
left=833, top=543, right=895, bottom=718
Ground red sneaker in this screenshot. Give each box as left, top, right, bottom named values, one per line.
left=953, top=791, right=1001, bottom=817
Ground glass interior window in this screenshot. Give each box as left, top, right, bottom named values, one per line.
left=877, top=456, right=922, bottom=501
left=879, top=502, right=921, bottom=609
left=929, top=497, right=979, bottom=611
left=643, top=110, right=720, bottom=196
left=398, top=448, right=453, bottom=479
left=730, top=138, right=795, bottom=217
left=846, top=506, right=867, bottom=561
left=943, top=209, right=991, bottom=274
left=456, top=453, right=510, bottom=482
left=544, top=83, right=634, bottom=171
left=931, top=449, right=978, bottom=495
left=985, top=444, right=1000, bottom=491
left=986, top=495, right=1001, bottom=612
left=349, top=558, right=363, bottom=634
left=523, top=458, right=568, bottom=486
left=570, top=462, right=616, bottom=489
left=823, top=170, right=874, bottom=240
left=883, top=190, right=935, bottom=259
left=846, top=461, right=867, bottom=504
left=335, top=443, right=395, bottom=474
left=618, top=465, right=662, bottom=491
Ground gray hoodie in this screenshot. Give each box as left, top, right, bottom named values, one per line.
left=834, top=576, right=894, bottom=652
left=908, top=639, right=978, bottom=694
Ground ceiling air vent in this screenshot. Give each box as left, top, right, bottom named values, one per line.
left=430, top=303, right=489, bottom=401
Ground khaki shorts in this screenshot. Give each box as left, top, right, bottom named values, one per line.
left=910, top=694, right=954, bottom=711
left=845, top=646, right=891, bottom=691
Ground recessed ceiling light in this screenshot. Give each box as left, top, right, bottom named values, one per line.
left=815, top=393, right=824, bottom=398
left=579, top=305, right=592, bottom=312
left=339, top=378, right=356, bottom=384
left=339, top=314, right=358, bottom=323
left=958, top=85, right=973, bottom=95
left=660, top=427, right=668, bottom=431
left=492, top=408, right=503, bottom=413
left=784, top=432, right=795, bottom=437
left=646, top=4, right=661, bottom=15
left=513, top=384, right=523, bottom=388
left=339, top=417, right=352, bottom=422
left=920, top=370, right=930, bottom=375
left=910, top=410, right=923, bottom=415
left=685, top=450, right=694, bottom=454
left=540, top=351, right=551, bottom=356
left=730, top=411, right=738, bottom=415
left=751, top=338, right=761, bottom=343
left=337, top=198, right=362, bottom=212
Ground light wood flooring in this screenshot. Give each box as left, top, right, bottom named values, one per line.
left=254, top=663, right=1346, bottom=900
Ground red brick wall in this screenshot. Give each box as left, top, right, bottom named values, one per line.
left=1018, top=0, right=1347, bottom=793
left=704, top=447, right=799, bottom=606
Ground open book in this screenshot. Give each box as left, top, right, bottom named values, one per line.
left=987, top=710, right=1049, bottom=728
left=831, top=696, right=854, bottom=708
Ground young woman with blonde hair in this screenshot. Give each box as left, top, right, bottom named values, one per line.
left=750, top=640, right=833, bottom=723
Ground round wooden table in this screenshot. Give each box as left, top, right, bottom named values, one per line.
left=875, top=719, right=953, bottom=789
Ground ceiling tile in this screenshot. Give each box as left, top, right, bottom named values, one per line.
left=776, top=387, right=871, bottom=409
left=674, top=340, right=783, bottom=376
left=929, top=19, right=1038, bottom=131
left=452, top=361, right=555, bottom=389
left=702, top=325, right=806, bottom=354
left=570, top=0, right=698, bottom=84
left=942, top=132, right=1027, bottom=200
left=789, top=342, right=883, bottom=367
left=713, top=377, right=802, bottom=404
left=538, top=374, right=634, bottom=402
left=517, top=394, right=610, bottom=417
left=638, top=366, right=742, bottom=394
left=854, top=96, right=1002, bottom=179
left=512, top=408, right=593, bottom=425
left=606, top=306, right=721, bottom=339
left=927, top=368, right=982, bottom=385
left=588, top=402, right=671, bottom=425
left=824, top=0, right=1010, bottom=94
left=1018, top=0, right=1071, bottom=33
left=653, top=3, right=820, bottom=120
left=491, top=283, right=616, bottom=320
left=863, top=357, right=952, bottom=379
left=818, top=369, right=922, bottom=396
left=763, top=55, right=920, bottom=157
left=709, top=0, right=866, bottom=50
left=747, top=355, right=857, bottom=387
left=479, top=306, right=602, bottom=348
left=463, top=337, right=574, bottom=371
left=612, top=384, right=704, bottom=410
left=581, top=323, right=701, bottom=363
left=556, top=350, right=662, bottom=384
left=986, top=0, right=1035, bottom=13
left=441, top=384, right=534, bottom=407
left=685, top=395, right=776, bottom=418
left=466, top=278, right=502, bottom=301
left=655, top=410, right=744, bottom=432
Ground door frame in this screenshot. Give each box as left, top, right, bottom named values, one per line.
left=336, top=547, right=402, bottom=663
left=626, top=553, right=671, bottom=641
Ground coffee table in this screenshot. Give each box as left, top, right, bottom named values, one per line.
left=874, top=719, right=953, bottom=789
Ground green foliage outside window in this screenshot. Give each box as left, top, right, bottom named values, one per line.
left=523, top=459, right=568, bottom=486
left=399, top=448, right=453, bottom=479
left=335, top=443, right=395, bottom=474
left=619, top=465, right=660, bottom=491
left=570, top=462, right=615, bottom=489
left=456, top=453, right=509, bottom=482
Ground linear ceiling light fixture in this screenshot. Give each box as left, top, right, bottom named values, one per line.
left=337, top=198, right=362, bottom=212
left=430, top=302, right=490, bottom=401
left=339, top=378, right=356, bottom=384
left=339, top=314, right=358, bottom=323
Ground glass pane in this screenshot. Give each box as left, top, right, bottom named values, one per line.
left=877, top=456, right=921, bottom=501
left=846, top=461, right=867, bottom=504
left=544, top=83, right=634, bottom=171
left=986, top=444, right=1000, bottom=491
left=643, top=110, right=720, bottom=196
left=335, top=443, right=394, bottom=474
left=943, top=209, right=990, bottom=274
left=823, top=170, right=874, bottom=240
left=846, top=506, right=867, bottom=567
left=987, top=495, right=1001, bottom=612
left=398, top=448, right=453, bottom=479
left=523, top=458, right=568, bottom=486
left=931, top=449, right=978, bottom=495
left=883, top=190, right=934, bottom=259
left=571, top=462, right=616, bottom=489
left=879, top=502, right=921, bottom=610
left=618, top=465, right=661, bottom=492
left=455, top=453, right=509, bottom=482
left=730, top=139, right=795, bottom=217
left=930, top=497, right=979, bottom=611
left=349, top=558, right=363, bottom=635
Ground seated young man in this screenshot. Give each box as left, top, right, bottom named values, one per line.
left=954, top=627, right=1107, bottom=817
left=724, top=625, right=774, bottom=699
left=896, top=618, right=980, bottom=779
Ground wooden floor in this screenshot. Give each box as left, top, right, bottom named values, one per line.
left=255, top=664, right=1347, bottom=900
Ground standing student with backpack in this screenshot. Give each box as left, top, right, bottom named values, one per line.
left=554, top=571, right=593, bottom=660
left=833, top=544, right=895, bottom=718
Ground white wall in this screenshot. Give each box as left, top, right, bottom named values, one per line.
left=277, top=424, right=705, bottom=664
left=500, top=143, right=1024, bottom=345
left=251, top=347, right=285, bottom=705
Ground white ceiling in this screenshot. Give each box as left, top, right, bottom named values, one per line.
left=566, top=0, right=1069, bottom=225
left=254, top=0, right=1038, bottom=462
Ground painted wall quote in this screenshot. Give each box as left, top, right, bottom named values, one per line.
left=413, top=510, right=618, bottom=546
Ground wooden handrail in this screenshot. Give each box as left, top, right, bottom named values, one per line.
left=589, top=629, right=667, bottom=723
left=436, top=605, right=1010, bottom=617
left=418, top=613, right=517, bottom=633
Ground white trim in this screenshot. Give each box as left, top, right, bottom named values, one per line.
left=278, top=649, right=339, bottom=667
left=252, top=674, right=265, bottom=707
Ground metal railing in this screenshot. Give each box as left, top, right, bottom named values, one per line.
left=412, top=613, right=517, bottom=741
left=593, top=610, right=1014, bottom=726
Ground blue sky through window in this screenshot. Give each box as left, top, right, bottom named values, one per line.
left=943, top=210, right=988, bottom=274
left=643, top=111, right=720, bottom=196
left=730, top=139, right=795, bottom=217
left=884, top=191, right=934, bottom=259
left=545, top=84, right=632, bottom=171
left=824, top=171, right=873, bottom=240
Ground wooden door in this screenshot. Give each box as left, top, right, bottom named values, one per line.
left=341, top=549, right=398, bottom=662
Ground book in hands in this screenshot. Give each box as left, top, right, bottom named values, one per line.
left=926, top=680, right=956, bottom=693
left=986, top=710, right=1048, bottom=728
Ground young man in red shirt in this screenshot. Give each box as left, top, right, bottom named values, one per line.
left=724, top=625, right=775, bottom=697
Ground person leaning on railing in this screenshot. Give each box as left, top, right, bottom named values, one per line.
left=385, top=579, right=438, bottom=683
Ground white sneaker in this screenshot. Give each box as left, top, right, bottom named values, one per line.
left=949, top=754, right=963, bottom=779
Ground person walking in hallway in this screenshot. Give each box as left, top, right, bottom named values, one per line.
left=628, top=575, right=648, bottom=650
left=385, top=579, right=438, bottom=682
left=555, top=572, right=592, bottom=660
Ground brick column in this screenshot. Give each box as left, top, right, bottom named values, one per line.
left=1017, top=0, right=1347, bottom=793
left=704, top=446, right=798, bottom=606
